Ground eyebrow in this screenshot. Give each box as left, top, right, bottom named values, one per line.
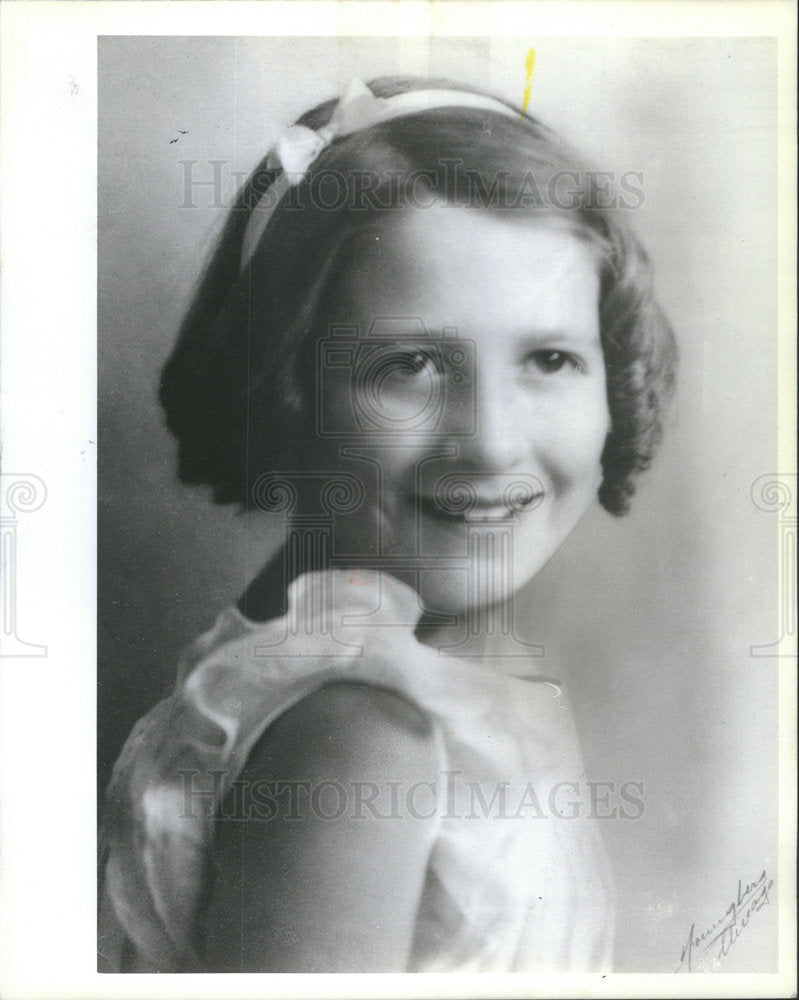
left=514, top=328, right=602, bottom=348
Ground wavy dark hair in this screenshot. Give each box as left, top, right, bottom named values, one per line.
left=160, top=76, right=677, bottom=516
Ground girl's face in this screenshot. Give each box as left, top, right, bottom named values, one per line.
left=308, top=203, right=609, bottom=613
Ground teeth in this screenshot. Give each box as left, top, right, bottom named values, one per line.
left=468, top=510, right=518, bottom=521
left=412, top=495, right=542, bottom=520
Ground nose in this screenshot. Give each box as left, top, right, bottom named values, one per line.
left=448, top=364, right=531, bottom=472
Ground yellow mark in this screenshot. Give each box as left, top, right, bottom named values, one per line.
left=521, top=47, right=535, bottom=118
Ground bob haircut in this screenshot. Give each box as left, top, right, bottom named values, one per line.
left=160, top=76, right=677, bottom=516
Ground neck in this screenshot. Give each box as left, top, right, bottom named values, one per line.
left=237, top=549, right=292, bottom=622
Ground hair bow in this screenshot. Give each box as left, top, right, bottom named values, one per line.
left=266, top=80, right=398, bottom=183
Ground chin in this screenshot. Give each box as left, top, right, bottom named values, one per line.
left=415, top=559, right=538, bottom=617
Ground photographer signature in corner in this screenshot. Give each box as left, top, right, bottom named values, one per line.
left=675, top=869, right=774, bottom=972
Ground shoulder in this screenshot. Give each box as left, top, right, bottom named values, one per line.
left=203, top=682, right=441, bottom=970
left=244, top=681, right=439, bottom=786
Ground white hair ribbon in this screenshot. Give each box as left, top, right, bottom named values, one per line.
left=240, top=79, right=518, bottom=269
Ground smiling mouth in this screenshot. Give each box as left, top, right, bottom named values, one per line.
left=411, top=492, right=543, bottom=523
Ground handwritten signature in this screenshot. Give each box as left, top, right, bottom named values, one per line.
left=675, top=869, right=774, bottom=972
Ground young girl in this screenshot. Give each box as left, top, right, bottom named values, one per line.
left=99, top=75, right=676, bottom=973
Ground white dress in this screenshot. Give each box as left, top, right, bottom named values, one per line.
left=99, top=569, right=615, bottom=972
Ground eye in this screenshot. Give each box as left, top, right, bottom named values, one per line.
left=525, top=350, right=583, bottom=375
left=403, top=349, right=433, bottom=374
left=387, top=347, right=440, bottom=377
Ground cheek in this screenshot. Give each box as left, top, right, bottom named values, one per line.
left=321, top=443, right=421, bottom=519
left=541, top=389, right=610, bottom=493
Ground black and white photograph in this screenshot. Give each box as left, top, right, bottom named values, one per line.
left=0, top=3, right=795, bottom=998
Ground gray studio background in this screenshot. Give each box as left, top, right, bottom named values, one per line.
left=98, top=36, right=779, bottom=972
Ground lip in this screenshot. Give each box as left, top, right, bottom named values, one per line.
left=410, top=492, right=543, bottom=523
